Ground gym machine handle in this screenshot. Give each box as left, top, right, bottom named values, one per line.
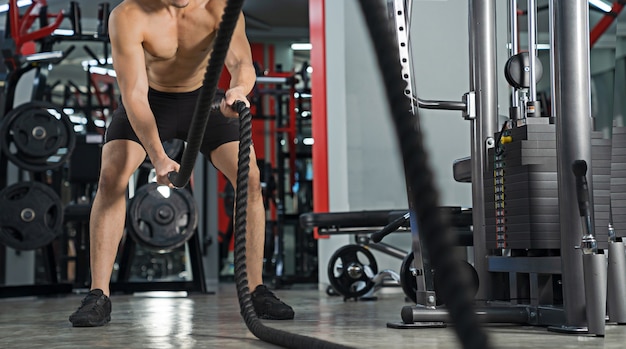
left=370, top=212, right=410, bottom=243
left=168, top=100, right=249, bottom=188
left=572, top=159, right=606, bottom=336
left=572, top=159, right=597, bottom=255
left=572, top=159, right=590, bottom=219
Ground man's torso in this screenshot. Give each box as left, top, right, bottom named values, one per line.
left=121, top=0, right=222, bottom=92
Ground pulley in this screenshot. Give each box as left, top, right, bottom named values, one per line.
left=504, top=51, right=543, bottom=90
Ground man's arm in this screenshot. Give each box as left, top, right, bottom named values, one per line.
left=221, top=12, right=256, bottom=116
left=109, top=6, right=176, bottom=183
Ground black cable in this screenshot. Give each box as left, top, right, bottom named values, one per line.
left=168, top=0, right=245, bottom=188
left=232, top=101, right=355, bottom=349
left=356, top=1, right=491, bottom=348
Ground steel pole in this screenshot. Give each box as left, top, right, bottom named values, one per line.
left=553, top=0, right=593, bottom=329
left=468, top=0, right=499, bottom=301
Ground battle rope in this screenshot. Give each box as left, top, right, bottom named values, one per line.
left=232, top=101, right=354, bottom=349
left=172, top=0, right=487, bottom=347
left=168, top=0, right=244, bottom=188
left=356, top=1, right=491, bottom=349
left=167, top=0, right=355, bottom=347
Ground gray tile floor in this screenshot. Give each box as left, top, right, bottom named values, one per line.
left=0, top=283, right=625, bottom=349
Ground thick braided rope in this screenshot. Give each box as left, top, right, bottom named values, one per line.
left=232, top=102, right=355, bottom=349
left=357, top=1, right=491, bottom=348
left=169, top=0, right=244, bottom=188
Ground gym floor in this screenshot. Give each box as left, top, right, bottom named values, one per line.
left=0, top=283, right=625, bottom=349
left=0, top=283, right=626, bottom=349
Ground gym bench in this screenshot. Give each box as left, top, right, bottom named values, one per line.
left=300, top=207, right=474, bottom=301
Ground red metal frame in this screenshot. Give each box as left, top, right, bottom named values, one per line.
left=309, top=0, right=329, bottom=238
left=269, top=71, right=298, bottom=191
left=89, top=72, right=117, bottom=109
left=216, top=43, right=280, bottom=252
left=590, top=1, right=625, bottom=48
left=9, top=0, right=64, bottom=52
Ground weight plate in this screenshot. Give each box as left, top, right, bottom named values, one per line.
left=127, top=182, right=198, bottom=252
left=400, top=252, right=418, bottom=304
left=0, top=101, right=76, bottom=171
left=327, top=244, right=378, bottom=300
left=433, top=260, right=480, bottom=306
left=0, top=181, right=64, bottom=250
left=401, top=252, right=480, bottom=306
left=141, top=139, right=185, bottom=169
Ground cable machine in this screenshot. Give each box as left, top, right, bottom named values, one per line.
left=388, top=0, right=626, bottom=336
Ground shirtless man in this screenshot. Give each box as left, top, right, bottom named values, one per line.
left=69, top=0, right=294, bottom=327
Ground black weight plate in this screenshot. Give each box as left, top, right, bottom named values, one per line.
left=432, top=260, right=479, bottom=306
left=400, top=253, right=479, bottom=306
left=400, top=252, right=418, bottom=304
left=10, top=108, right=65, bottom=157
left=327, top=244, right=378, bottom=300
left=0, top=101, right=76, bottom=171
left=141, top=139, right=185, bottom=169
left=0, top=181, right=64, bottom=250
left=127, top=183, right=198, bottom=252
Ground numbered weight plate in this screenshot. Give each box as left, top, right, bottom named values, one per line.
left=0, top=181, right=64, bottom=250
left=127, top=183, right=198, bottom=252
left=327, top=244, right=378, bottom=300
left=0, top=101, right=76, bottom=171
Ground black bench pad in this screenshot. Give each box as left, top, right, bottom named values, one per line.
left=300, top=207, right=472, bottom=229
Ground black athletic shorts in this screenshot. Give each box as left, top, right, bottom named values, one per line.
left=105, top=87, right=240, bottom=158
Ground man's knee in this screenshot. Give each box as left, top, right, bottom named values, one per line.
left=97, top=141, right=144, bottom=197
left=247, top=164, right=263, bottom=200
left=97, top=167, right=130, bottom=198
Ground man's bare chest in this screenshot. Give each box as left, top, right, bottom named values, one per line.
left=143, top=17, right=216, bottom=60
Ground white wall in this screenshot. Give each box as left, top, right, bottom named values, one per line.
left=410, top=0, right=472, bottom=208
left=319, top=0, right=473, bottom=289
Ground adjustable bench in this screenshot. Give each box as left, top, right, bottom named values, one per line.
left=299, top=207, right=474, bottom=246
left=299, top=207, right=474, bottom=301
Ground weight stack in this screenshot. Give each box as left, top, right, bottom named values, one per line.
left=484, top=120, right=609, bottom=250
left=611, top=126, right=626, bottom=237
left=485, top=120, right=559, bottom=249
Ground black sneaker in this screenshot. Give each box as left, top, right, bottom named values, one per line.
left=251, top=285, right=295, bottom=320
left=69, top=289, right=112, bottom=327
